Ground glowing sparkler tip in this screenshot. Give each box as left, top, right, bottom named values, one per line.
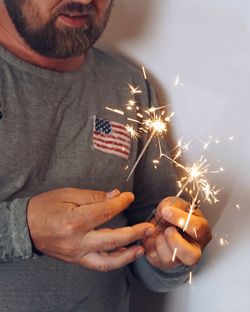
left=190, top=165, right=202, bottom=178
left=150, top=119, right=167, bottom=133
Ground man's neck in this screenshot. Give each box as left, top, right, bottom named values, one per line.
left=0, top=3, right=85, bottom=72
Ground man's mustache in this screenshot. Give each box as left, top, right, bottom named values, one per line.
left=55, top=2, right=95, bottom=17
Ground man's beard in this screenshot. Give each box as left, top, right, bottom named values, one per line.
left=4, top=0, right=112, bottom=58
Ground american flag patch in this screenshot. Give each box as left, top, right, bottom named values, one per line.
left=93, top=117, right=131, bottom=159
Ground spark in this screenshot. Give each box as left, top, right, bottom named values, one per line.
left=105, top=107, right=124, bottom=115
left=142, top=66, right=147, bottom=80
left=172, top=247, right=178, bottom=262
left=128, top=84, right=142, bottom=95
left=137, top=113, right=144, bottom=118
left=189, top=272, right=193, bottom=285
left=200, top=136, right=218, bottom=151
left=236, top=204, right=240, bottom=210
left=193, top=227, right=198, bottom=238
left=125, top=124, right=140, bottom=139
left=172, top=138, right=190, bottom=161
left=173, top=74, right=184, bottom=87
left=229, top=136, right=235, bottom=141
left=126, top=99, right=136, bottom=109
left=219, top=238, right=230, bottom=246
left=153, top=160, right=160, bottom=164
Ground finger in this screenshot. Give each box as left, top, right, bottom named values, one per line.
left=45, top=188, right=108, bottom=205
left=153, top=197, right=180, bottom=229
left=164, top=227, right=202, bottom=266
left=160, top=205, right=212, bottom=245
left=81, top=245, right=145, bottom=272
left=158, top=196, right=204, bottom=218
left=62, top=188, right=121, bottom=205
left=155, top=233, right=179, bottom=265
left=85, top=223, right=155, bottom=252
left=79, top=192, right=135, bottom=230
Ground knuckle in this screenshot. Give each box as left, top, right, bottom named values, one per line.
left=99, top=263, right=112, bottom=272
left=63, top=222, right=77, bottom=236
left=103, top=205, right=112, bottom=221
left=92, top=191, right=105, bottom=202
left=155, top=233, right=163, bottom=248
left=160, top=253, right=171, bottom=265
left=58, top=240, right=79, bottom=259
left=147, top=249, right=158, bottom=261
left=164, top=226, right=176, bottom=239
left=106, top=238, right=118, bottom=250
left=130, top=227, right=141, bottom=241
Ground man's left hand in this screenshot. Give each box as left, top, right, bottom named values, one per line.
left=142, top=197, right=212, bottom=270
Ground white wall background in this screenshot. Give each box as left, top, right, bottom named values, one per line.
left=98, top=0, right=250, bottom=311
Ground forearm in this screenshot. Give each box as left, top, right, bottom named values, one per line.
left=0, top=198, right=33, bottom=261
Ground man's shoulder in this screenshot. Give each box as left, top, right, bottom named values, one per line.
left=91, top=47, right=143, bottom=81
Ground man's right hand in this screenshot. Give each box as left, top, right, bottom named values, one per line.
left=27, top=188, right=155, bottom=272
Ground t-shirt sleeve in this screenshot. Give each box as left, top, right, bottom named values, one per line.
left=0, top=198, right=33, bottom=261
left=131, top=255, right=191, bottom=292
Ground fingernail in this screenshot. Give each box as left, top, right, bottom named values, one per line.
left=106, top=189, right=120, bottom=199
left=161, top=206, right=173, bottom=219
left=136, top=249, right=144, bottom=258
left=145, top=227, right=155, bottom=237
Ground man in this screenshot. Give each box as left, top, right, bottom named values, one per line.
left=0, top=1, right=212, bottom=311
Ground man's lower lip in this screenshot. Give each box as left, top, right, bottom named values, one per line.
left=58, top=15, right=88, bottom=27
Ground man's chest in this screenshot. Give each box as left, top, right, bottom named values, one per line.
left=0, top=79, right=136, bottom=200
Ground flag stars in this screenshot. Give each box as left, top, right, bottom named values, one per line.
left=95, top=118, right=112, bottom=134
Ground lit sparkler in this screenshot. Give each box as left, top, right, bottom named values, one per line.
left=126, top=107, right=174, bottom=180
left=158, top=138, right=221, bottom=232
left=105, top=73, right=175, bottom=181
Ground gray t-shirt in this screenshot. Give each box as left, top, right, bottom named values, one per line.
left=0, top=46, right=190, bottom=312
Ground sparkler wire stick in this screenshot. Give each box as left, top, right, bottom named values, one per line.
left=127, top=130, right=156, bottom=181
